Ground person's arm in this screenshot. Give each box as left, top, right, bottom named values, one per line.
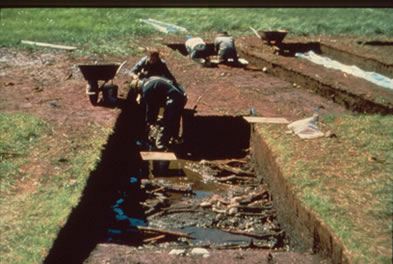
left=214, top=38, right=220, bottom=53
left=130, top=57, right=147, bottom=78
left=160, top=61, right=179, bottom=88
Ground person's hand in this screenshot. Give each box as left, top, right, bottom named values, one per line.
left=131, top=73, right=138, bottom=80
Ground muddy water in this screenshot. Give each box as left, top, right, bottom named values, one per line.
left=106, top=157, right=288, bottom=250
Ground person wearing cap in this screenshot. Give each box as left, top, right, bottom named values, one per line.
left=130, top=49, right=179, bottom=88
left=185, top=36, right=210, bottom=62
left=129, top=76, right=187, bottom=150
left=214, top=31, right=238, bottom=63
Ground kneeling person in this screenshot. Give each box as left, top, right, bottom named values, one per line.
left=214, top=31, right=238, bottom=63
left=130, top=77, right=187, bottom=150
left=185, top=36, right=209, bottom=62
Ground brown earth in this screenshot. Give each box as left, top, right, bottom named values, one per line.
left=0, top=34, right=392, bottom=263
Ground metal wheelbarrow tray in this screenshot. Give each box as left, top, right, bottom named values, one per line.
left=259, top=30, right=288, bottom=45
left=78, top=63, right=122, bottom=105
left=78, top=64, right=121, bottom=82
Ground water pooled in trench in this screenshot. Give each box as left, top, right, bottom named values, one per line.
left=106, top=157, right=287, bottom=250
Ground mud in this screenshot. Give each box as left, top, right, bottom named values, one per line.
left=1, top=34, right=392, bottom=264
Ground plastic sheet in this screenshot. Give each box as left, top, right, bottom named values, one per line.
left=296, top=51, right=393, bottom=90
left=287, top=116, right=324, bottom=139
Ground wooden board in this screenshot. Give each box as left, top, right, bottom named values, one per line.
left=21, top=40, right=77, bottom=50
left=140, top=151, right=177, bottom=161
left=243, top=116, right=289, bottom=124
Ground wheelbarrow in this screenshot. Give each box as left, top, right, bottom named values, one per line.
left=78, top=61, right=126, bottom=105
left=259, top=30, right=288, bottom=45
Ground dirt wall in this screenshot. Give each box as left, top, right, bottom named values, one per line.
left=250, top=124, right=352, bottom=264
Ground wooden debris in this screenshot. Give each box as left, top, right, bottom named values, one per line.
left=151, top=186, right=165, bottom=193
left=213, top=163, right=255, bottom=176
left=235, top=209, right=276, bottom=217
left=21, top=40, right=77, bottom=50
left=214, top=175, right=253, bottom=182
left=143, top=234, right=166, bottom=243
left=141, top=179, right=192, bottom=193
left=231, top=190, right=269, bottom=205
left=136, top=226, right=193, bottom=239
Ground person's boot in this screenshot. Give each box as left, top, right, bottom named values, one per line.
left=155, top=128, right=168, bottom=151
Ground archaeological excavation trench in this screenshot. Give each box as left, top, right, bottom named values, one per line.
left=43, top=88, right=331, bottom=263
left=235, top=39, right=393, bottom=115
left=166, top=38, right=393, bottom=115
left=42, top=38, right=393, bottom=264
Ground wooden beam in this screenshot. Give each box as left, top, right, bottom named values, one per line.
left=21, top=40, right=77, bottom=50
left=140, top=151, right=177, bottom=161
left=243, top=116, right=289, bottom=124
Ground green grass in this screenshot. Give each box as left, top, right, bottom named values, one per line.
left=256, top=114, right=393, bottom=263
left=0, top=113, right=112, bottom=264
left=1, top=8, right=392, bottom=55
left=0, top=113, right=49, bottom=194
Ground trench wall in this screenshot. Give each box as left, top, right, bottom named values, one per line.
left=237, top=48, right=393, bottom=115
left=320, top=43, right=393, bottom=79
left=250, top=124, right=352, bottom=264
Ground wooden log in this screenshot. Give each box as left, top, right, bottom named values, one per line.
left=212, top=163, right=255, bottom=176
left=214, top=175, right=253, bottom=182
left=21, top=40, right=77, bottom=50
left=136, top=226, right=193, bottom=239
left=232, top=190, right=269, bottom=205
left=143, top=234, right=166, bottom=243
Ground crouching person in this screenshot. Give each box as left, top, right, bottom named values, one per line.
left=129, top=76, right=187, bottom=150
left=214, top=30, right=238, bottom=63
left=185, top=36, right=210, bottom=63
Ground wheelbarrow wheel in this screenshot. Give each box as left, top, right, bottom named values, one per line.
left=88, top=92, right=99, bottom=106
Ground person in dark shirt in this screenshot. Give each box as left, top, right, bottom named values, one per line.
left=130, top=49, right=179, bottom=88
left=130, top=76, right=187, bottom=150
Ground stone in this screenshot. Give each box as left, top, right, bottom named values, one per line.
left=168, top=249, right=186, bottom=256
left=191, top=247, right=210, bottom=257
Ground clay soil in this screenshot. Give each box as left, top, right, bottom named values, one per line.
left=0, top=35, right=392, bottom=263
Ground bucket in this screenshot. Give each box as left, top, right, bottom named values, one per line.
left=152, top=160, right=170, bottom=176
left=102, top=85, right=118, bottom=104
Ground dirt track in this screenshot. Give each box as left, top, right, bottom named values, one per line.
left=1, top=35, right=392, bottom=263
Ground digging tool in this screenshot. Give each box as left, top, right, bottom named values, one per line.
left=192, top=95, right=202, bottom=112
left=249, top=26, right=262, bottom=40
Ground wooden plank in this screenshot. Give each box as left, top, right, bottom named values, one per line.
left=21, top=40, right=77, bottom=50
left=140, top=151, right=177, bottom=161
left=243, top=116, right=289, bottom=124
left=136, top=226, right=193, bottom=239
